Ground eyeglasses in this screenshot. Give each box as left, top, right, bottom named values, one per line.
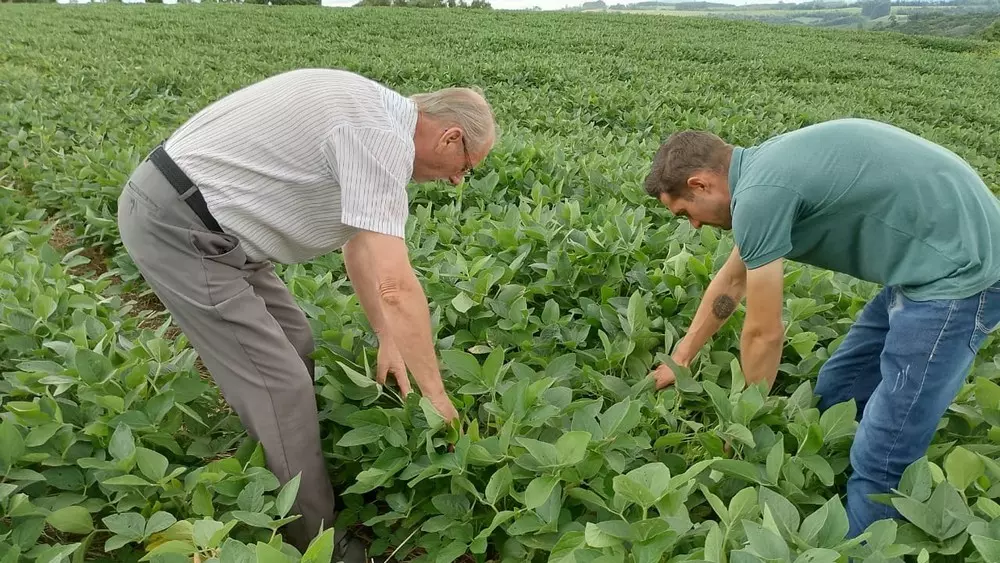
left=460, top=134, right=473, bottom=175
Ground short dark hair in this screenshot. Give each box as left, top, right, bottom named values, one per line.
left=644, top=131, right=732, bottom=199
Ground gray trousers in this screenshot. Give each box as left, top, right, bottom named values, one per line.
left=117, top=157, right=335, bottom=550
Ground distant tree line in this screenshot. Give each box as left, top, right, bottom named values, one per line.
left=860, top=0, right=890, bottom=17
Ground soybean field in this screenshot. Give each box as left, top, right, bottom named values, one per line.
left=2, top=4, right=1000, bottom=563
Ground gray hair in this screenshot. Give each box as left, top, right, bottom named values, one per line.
left=410, top=86, right=498, bottom=153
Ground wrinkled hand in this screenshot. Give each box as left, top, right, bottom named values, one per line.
left=376, top=337, right=411, bottom=395
left=430, top=395, right=460, bottom=423
left=650, top=363, right=677, bottom=390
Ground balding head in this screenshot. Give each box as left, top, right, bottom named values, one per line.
left=410, top=86, right=498, bottom=185
left=411, top=87, right=497, bottom=153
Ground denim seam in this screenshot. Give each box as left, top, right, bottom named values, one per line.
left=878, top=297, right=957, bottom=518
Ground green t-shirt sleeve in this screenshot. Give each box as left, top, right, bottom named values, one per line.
left=732, top=185, right=800, bottom=269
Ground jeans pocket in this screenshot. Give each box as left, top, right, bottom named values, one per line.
left=971, top=286, right=1000, bottom=352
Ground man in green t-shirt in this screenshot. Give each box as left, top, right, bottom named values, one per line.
left=643, top=118, right=1000, bottom=538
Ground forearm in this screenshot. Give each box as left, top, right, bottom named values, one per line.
left=674, top=260, right=747, bottom=365
left=376, top=271, right=447, bottom=400
left=739, top=329, right=784, bottom=390
left=344, top=246, right=389, bottom=337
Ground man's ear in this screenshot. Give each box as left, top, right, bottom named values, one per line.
left=686, top=173, right=710, bottom=197
left=441, top=127, right=462, bottom=147
left=687, top=173, right=704, bottom=192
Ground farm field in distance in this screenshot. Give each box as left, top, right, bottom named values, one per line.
left=2, top=4, right=1000, bottom=563
left=586, top=2, right=1000, bottom=33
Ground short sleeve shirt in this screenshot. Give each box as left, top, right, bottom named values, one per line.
left=164, top=68, right=418, bottom=264
left=729, top=118, right=1000, bottom=301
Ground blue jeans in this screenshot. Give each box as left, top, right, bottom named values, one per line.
left=814, top=280, right=1000, bottom=538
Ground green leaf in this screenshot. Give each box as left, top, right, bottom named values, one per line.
left=136, top=447, right=169, bottom=482
left=977, top=497, right=1000, bottom=520
left=219, top=538, right=255, bottom=563
left=944, top=446, right=983, bottom=491
left=600, top=398, right=639, bottom=436
left=34, top=543, right=82, bottom=563
left=713, top=459, right=764, bottom=484
left=796, top=423, right=823, bottom=456
left=432, top=494, right=471, bottom=519
left=724, top=423, right=756, bottom=448
left=861, top=519, right=898, bottom=551
left=971, top=534, right=1000, bottom=563
left=451, top=292, right=477, bottom=313
left=194, top=519, right=225, bottom=550
left=75, top=349, right=112, bottom=382
left=743, top=520, right=789, bottom=560
left=798, top=455, right=835, bottom=486
left=300, top=528, right=336, bottom=563
left=336, top=425, right=383, bottom=447
left=524, top=476, right=559, bottom=510
left=548, top=531, right=589, bottom=563
left=192, top=484, right=214, bottom=517
left=793, top=548, right=841, bottom=563
left=103, top=513, right=145, bottom=541
left=436, top=539, right=469, bottom=563
left=138, top=540, right=196, bottom=562
left=25, top=422, right=64, bottom=448
left=704, top=521, right=725, bottom=563
left=891, top=497, right=940, bottom=539
left=0, top=419, right=25, bottom=470
left=275, top=473, right=301, bottom=518
left=555, top=431, right=591, bottom=465
left=759, top=486, right=800, bottom=537
left=798, top=495, right=849, bottom=548
left=700, top=486, right=730, bottom=524
left=613, top=464, right=670, bottom=510
left=789, top=331, right=818, bottom=357
left=898, top=456, right=933, bottom=502
left=46, top=506, right=94, bottom=535
left=729, top=486, right=759, bottom=522
left=485, top=465, right=512, bottom=505
left=419, top=397, right=446, bottom=430
left=255, top=541, right=293, bottom=563
left=703, top=381, right=734, bottom=422
left=766, top=441, right=784, bottom=484
left=517, top=437, right=560, bottom=467
left=481, top=346, right=505, bottom=387
left=33, top=295, right=57, bottom=320
left=108, top=423, right=135, bottom=462
left=975, top=377, right=1000, bottom=410
left=237, top=480, right=266, bottom=513
left=440, top=350, right=480, bottom=380
left=103, top=475, right=152, bottom=487
left=819, top=399, right=856, bottom=443
left=585, top=522, right=625, bottom=548
left=233, top=511, right=274, bottom=529
left=145, top=512, right=177, bottom=538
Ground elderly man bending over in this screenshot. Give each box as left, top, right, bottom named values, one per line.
left=116, top=68, right=497, bottom=560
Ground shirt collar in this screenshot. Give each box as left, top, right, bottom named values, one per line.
left=728, top=146, right=745, bottom=195
left=728, top=146, right=746, bottom=215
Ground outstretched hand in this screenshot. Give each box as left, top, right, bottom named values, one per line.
left=650, top=363, right=677, bottom=390
left=376, top=337, right=411, bottom=395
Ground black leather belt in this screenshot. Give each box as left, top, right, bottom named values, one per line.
left=148, top=144, right=224, bottom=233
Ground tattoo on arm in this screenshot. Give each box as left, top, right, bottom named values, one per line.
left=712, top=294, right=737, bottom=320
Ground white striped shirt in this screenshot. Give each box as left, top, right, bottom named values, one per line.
left=163, top=68, right=417, bottom=264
